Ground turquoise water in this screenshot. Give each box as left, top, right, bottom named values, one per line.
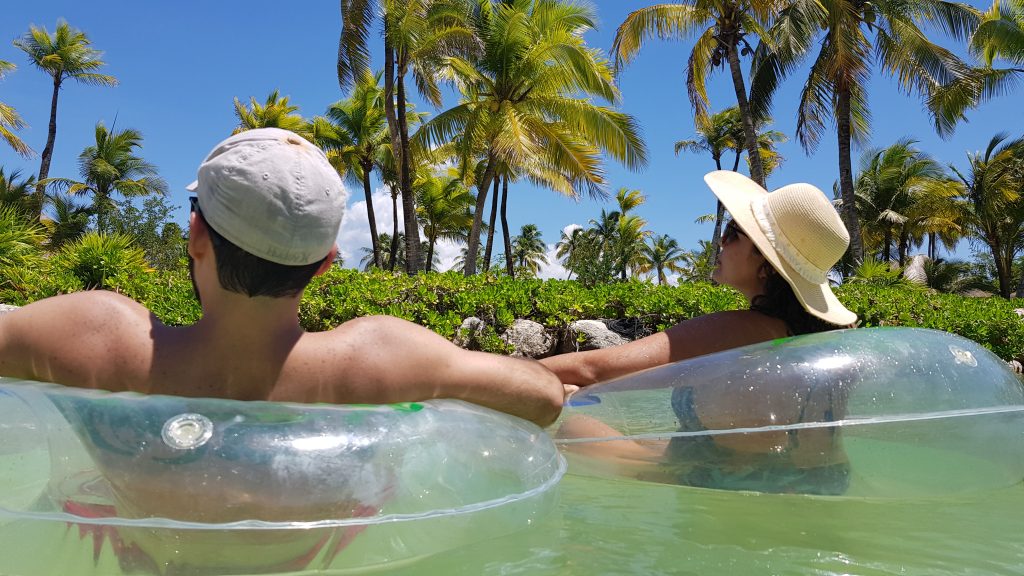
left=2, top=444, right=1023, bottom=575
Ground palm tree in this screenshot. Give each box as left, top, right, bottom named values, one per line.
left=321, top=71, right=390, bottom=268
left=415, top=172, right=474, bottom=272
left=44, top=192, right=92, bottom=249
left=0, top=60, right=31, bottom=158
left=852, top=139, right=947, bottom=265
left=340, top=0, right=476, bottom=274
left=0, top=168, right=39, bottom=216
left=751, top=0, right=979, bottom=263
left=930, top=0, right=1023, bottom=131
left=638, top=234, right=688, bottom=285
left=555, top=226, right=586, bottom=280
left=948, top=133, right=1024, bottom=298
left=613, top=1, right=780, bottom=186
left=232, top=90, right=311, bottom=137
left=510, top=223, right=548, bottom=277
left=675, top=106, right=787, bottom=275
left=418, top=0, right=647, bottom=276
left=14, top=20, right=118, bottom=215
left=612, top=188, right=649, bottom=280
left=41, top=123, right=168, bottom=234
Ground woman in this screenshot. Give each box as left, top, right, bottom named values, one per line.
left=541, top=171, right=858, bottom=494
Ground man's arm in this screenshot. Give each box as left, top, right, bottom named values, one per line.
left=327, top=316, right=565, bottom=427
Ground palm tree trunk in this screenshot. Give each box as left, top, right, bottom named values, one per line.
left=992, top=240, right=1011, bottom=298
left=705, top=152, right=738, bottom=280
left=898, top=229, right=908, bottom=267
left=389, top=187, right=400, bottom=272
left=363, top=162, right=381, bottom=268
left=501, top=176, right=513, bottom=278
left=883, top=228, right=892, bottom=263
left=464, top=156, right=495, bottom=276
left=36, top=78, right=61, bottom=216
left=395, top=65, right=420, bottom=274
left=725, top=42, right=765, bottom=187
left=426, top=231, right=436, bottom=273
left=836, top=85, right=864, bottom=264
left=928, top=232, right=937, bottom=260
left=483, top=174, right=500, bottom=272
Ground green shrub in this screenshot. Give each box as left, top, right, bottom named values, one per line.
left=9, top=265, right=1024, bottom=361
left=50, top=233, right=149, bottom=289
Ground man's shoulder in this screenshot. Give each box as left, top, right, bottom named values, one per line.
left=1, top=291, right=156, bottom=347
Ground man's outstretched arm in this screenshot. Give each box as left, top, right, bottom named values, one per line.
left=329, top=316, right=565, bottom=427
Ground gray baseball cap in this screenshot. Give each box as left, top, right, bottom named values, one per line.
left=186, top=128, right=347, bottom=266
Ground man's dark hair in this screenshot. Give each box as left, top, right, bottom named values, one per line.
left=191, top=199, right=326, bottom=297
left=750, top=264, right=843, bottom=336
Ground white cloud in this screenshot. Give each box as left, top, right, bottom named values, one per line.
left=336, top=186, right=397, bottom=268
left=337, top=186, right=469, bottom=271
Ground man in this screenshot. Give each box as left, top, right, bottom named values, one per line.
left=0, top=128, right=564, bottom=426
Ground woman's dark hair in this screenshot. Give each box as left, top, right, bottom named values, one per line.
left=191, top=199, right=326, bottom=297
left=750, top=263, right=843, bottom=335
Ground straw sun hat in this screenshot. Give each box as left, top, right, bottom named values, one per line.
left=704, top=170, right=857, bottom=326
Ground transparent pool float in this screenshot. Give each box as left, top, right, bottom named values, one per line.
left=557, top=327, right=1024, bottom=497
left=0, top=386, right=565, bottom=575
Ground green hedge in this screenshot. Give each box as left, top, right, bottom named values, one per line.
left=9, top=266, right=1024, bottom=361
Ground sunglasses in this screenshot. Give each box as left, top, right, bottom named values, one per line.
left=189, top=196, right=200, bottom=213
left=722, top=220, right=747, bottom=244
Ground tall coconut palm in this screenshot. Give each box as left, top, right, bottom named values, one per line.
left=419, top=0, right=647, bottom=276
left=0, top=61, right=31, bottom=158
left=638, top=233, right=688, bottom=285
left=510, top=223, right=548, bottom=277
left=14, top=20, right=118, bottom=215
left=41, top=123, right=168, bottom=234
left=340, top=0, right=477, bottom=274
left=613, top=1, right=780, bottom=187
left=948, top=133, right=1024, bottom=298
left=751, top=0, right=979, bottom=263
left=415, top=172, right=474, bottom=271
left=232, top=90, right=311, bottom=137
left=321, top=71, right=390, bottom=268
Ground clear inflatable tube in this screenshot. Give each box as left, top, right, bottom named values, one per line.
left=557, top=327, right=1024, bottom=497
left=0, top=384, right=565, bottom=574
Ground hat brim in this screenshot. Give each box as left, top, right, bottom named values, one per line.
left=703, top=171, right=857, bottom=327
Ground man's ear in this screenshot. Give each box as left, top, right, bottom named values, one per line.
left=187, top=211, right=209, bottom=259
left=314, top=245, right=338, bottom=276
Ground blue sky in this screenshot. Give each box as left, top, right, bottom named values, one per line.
left=1, top=1, right=1016, bottom=275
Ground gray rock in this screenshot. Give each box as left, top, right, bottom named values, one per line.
left=1009, top=360, right=1023, bottom=375
left=903, top=254, right=928, bottom=285
left=0, top=304, right=18, bottom=315
left=1014, top=308, right=1024, bottom=318
left=453, top=317, right=487, bottom=350
left=560, top=319, right=629, bottom=352
left=500, top=319, right=555, bottom=358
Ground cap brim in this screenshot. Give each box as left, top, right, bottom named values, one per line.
left=703, top=171, right=857, bottom=327
left=185, top=180, right=198, bottom=192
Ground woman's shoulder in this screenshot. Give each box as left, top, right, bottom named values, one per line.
left=664, top=309, right=790, bottom=361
